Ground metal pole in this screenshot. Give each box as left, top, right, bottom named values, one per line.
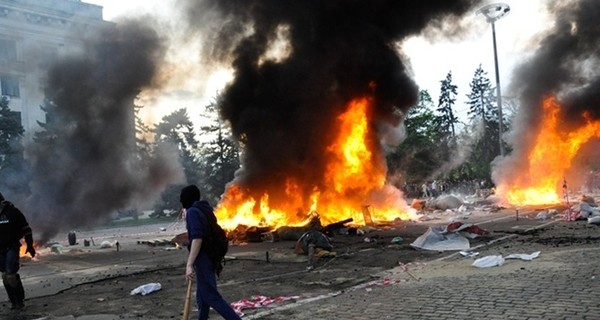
left=491, top=21, right=505, bottom=156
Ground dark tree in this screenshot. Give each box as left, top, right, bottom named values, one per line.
left=152, top=108, right=202, bottom=216
left=436, top=71, right=459, bottom=154
left=465, top=65, right=499, bottom=180
left=386, top=90, right=440, bottom=187
left=198, top=98, right=240, bottom=204
left=0, top=96, right=29, bottom=197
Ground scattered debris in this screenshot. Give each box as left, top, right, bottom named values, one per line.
left=536, top=211, right=549, bottom=220
left=505, top=251, right=541, bottom=261
left=473, top=251, right=541, bottom=268
left=589, top=216, right=600, bottom=225
left=427, top=195, right=464, bottom=210
left=472, top=255, right=505, bottom=268
left=411, top=222, right=488, bottom=251
left=411, top=227, right=470, bottom=251
left=231, top=295, right=301, bottom=317
left=137, top=239, right=173, bottom=247
left=130, top=283, right=162, bottom=296
left=390, top=237, right=404, bottom=244
left=411, top=199, right=426, bottom=210
left=50, top=244, right=63, bottom=254
left=322, top=218, right=354, bottom=235
left=294, top=230, right=333, bottom=255
left=445, top=222, right=488, bottom=238
left=100, top=241, right=113, bottom=249
left=459, top=251, right=479, bottom=258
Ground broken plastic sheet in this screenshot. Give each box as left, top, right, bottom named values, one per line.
left=410, top=227, right=470, bottom=251
left=445, top=222, right=488, bottom=239
left=472, top=251, right=541, bottom=268
left=589, top=216, right=600, bottom=225
left=505, top=251, right=541, bottom=261
left=130, top=283, right=161, bottom=296
left=472, top=255, right=504, bottom=268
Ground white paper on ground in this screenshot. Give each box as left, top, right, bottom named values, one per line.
left=505, top=251, right=541, bottom=261
left=472, top=255, right=504, bottom=268
left=130, top=283, right=162, bottom=296
left=410, top=227, right=470, bottom=251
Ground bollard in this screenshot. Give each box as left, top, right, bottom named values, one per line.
left=308, top=244, right=315, bottom=268
left=68, top=231, right=77, bottom=246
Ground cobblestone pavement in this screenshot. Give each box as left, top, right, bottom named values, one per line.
left=248, top=237, right=600, bottom=319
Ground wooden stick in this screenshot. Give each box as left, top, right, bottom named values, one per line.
left=182, top=280, right=193, bottom=320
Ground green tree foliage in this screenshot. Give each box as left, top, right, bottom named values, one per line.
left=198, top=99, right=240, bottom=204
left=33, top=99, right=60, bottom=144
left=134, top=104, right=153, bottom=165
left=0, top=96, right=29, bottom=196
left=435, top=71, right=459, bottom=156
left=386, top=90, right=440, bottom=186
left=151, top=108, right=202, bottom=216
left=465, top=65, right=499, bottom=180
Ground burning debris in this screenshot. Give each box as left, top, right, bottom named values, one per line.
left=180, top=0, right=480, bottom=229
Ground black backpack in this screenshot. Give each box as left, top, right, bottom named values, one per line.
left=194, top=203, right=229, bottom=276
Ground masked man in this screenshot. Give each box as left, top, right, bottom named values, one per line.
left=0, top=192, right=35, bottom=310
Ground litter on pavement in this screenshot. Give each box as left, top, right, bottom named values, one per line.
left=410, top=222, right=488, bottom=251
left=472, top=255, right=505, bottom=268
left=472, top=251, right=541, bottom=268
left=130, top=283, right=162, bottom=296
left=505, top=251, right=541, bottom=261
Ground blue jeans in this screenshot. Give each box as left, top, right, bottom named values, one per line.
left=0, top=246, right=20, bottom=274
left=194, top=255, right=241, bottom=320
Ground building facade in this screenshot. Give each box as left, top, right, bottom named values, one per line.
left=0, top=0, right=108, bottom=136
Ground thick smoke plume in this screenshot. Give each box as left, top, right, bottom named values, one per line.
left=24, top=20, right=184, bottom=243
left=183, top=0, right=478, bottom=208
left=493, top=0, right=600, bottom=187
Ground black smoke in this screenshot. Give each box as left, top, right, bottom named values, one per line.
left=493, top=0, right=600, bottom=187
left=182, top=0, right=478, bottom=213
left=24, top=20, right=184, bottom=243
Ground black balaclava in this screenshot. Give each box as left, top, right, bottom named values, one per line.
left=180, top=185, right=200, bottom=209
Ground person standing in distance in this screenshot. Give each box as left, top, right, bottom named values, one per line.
left=0, top=192, right=35, bottom=310
left=181, top=185, right=241, bottom=320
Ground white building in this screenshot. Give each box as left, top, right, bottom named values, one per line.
left=0, top=0, right=109, bottom=136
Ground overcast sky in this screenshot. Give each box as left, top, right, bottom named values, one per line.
left=85, top=0, right=553, bottom=123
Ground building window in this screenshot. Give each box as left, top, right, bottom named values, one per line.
left=0, top=39, right=17, bottom=62
left=1, top=75, right=20, bottom=97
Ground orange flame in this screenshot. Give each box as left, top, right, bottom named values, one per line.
left=19, top=241, right=40, bottom=258
left=215, top=97, right=413, bottom=230
left=498, top=96, right=600, bottom=206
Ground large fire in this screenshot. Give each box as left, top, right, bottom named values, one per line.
left=498, top=96, right=600, bottom=206
left=215, top=97, right=414, bottom=230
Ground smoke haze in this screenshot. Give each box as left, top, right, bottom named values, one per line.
left=181, top=0, right=479, bottom=209
left=24, top=19, right=185, bottom=243
left=493, top=0, right=600, bottom=187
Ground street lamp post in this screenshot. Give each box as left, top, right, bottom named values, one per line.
left=477, top=3, right=510, bottom=157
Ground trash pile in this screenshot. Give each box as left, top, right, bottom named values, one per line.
left=563, top=195, right=600, bottom=224
left=411, top=193, right=503, bottom=223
